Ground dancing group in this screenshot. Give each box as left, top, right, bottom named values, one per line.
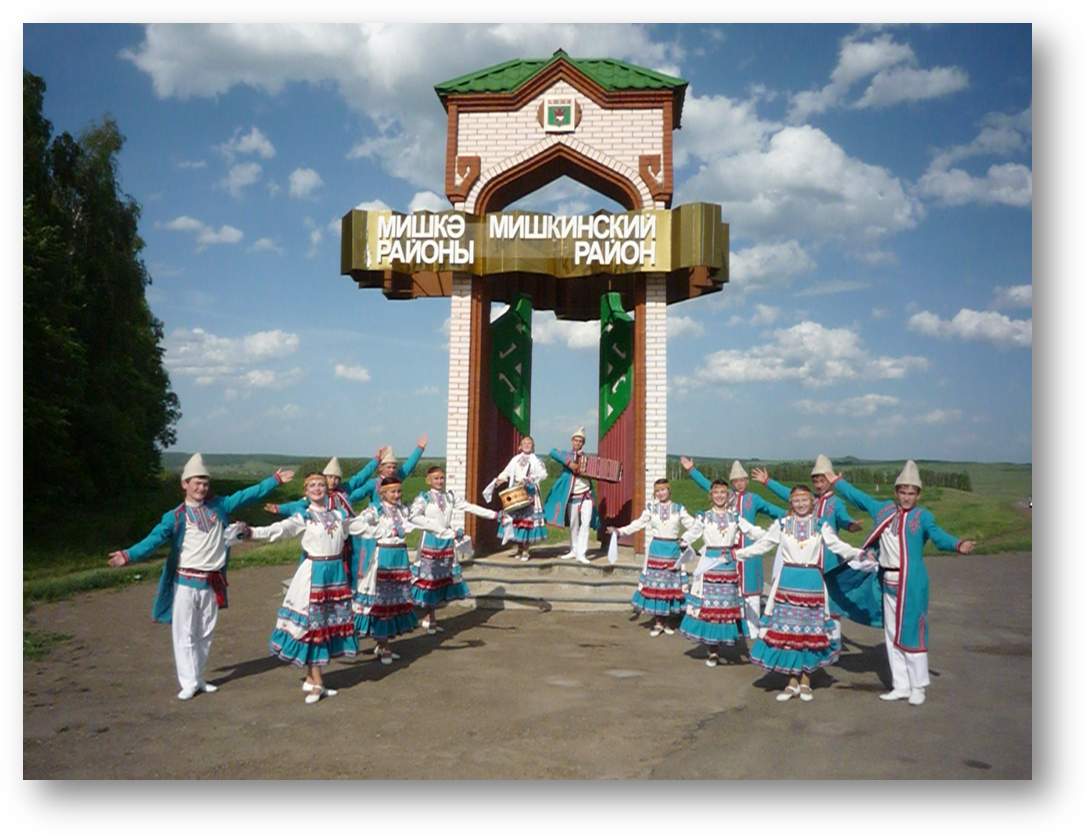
left=110, top=428, right=975, bottom=708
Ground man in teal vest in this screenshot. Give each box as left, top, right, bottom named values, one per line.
left=543, top=427, right=599, bottom=563
left=832, top=460, right=976, bottom=706
left=108, top=453, right=294, bottom=700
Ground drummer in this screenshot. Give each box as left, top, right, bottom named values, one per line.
left=491, top=436, right=549, bottom=561
left=542, top=427, right=599, bottom=564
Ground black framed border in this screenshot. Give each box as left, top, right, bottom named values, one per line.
left=8, top=4, right=1078, bottom=826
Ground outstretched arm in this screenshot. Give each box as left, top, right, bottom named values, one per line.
left=734, top=521, right=782, bottom=559
left=220, top=469, right=295, bottom=515
left=921, top=510, right=975, bottom=553
left=108, top=510, right=177, bottom=566
left=831, top=474, right=891, bottom=520
left=396, top=436, right=427, bottom=480
left=753, top=467, right=792, bottom=504
left=754, top=493, right=787, bottom=520
left=820, top=522, right=863, bottom=561
left=343, top=449, right=384, bottom=494
left=249, top=514, right=307, bottom=543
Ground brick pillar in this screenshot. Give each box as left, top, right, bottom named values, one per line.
left=445, top=276, right=472, bottom=531
left=643, top=275, right=669, bottom=546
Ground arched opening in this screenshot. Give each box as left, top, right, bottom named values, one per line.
left=474, top=143, right=643, bottom=215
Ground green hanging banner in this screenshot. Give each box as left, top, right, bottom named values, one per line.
left=491, top=294, right=533, bottom=437
left=599, top=292, right=633, bottom=439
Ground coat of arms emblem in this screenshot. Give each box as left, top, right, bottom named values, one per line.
left=543, top=95, right=576, bottom=133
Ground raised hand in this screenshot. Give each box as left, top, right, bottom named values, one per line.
left=958, top=540, right=977, bottom=554
left=680, top=456, right=694, bottom=472
left=417, top=434, right=428, bottom=449
left=752, top=467, right=770, bottom=485
left=107, top=551, right=128, bottom=568
left=276, top=468, right=295, bottom=483
left=375, top=445, right=389, bottom=460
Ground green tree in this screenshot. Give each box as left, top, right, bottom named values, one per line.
left=23, top=70, right=180, bottom=504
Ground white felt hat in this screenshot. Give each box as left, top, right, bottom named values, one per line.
left=380, top=447, right=398, bottom=465
left=181, top=453, right=210, bottom=481
left=811, top=454, right=834, bottom=477
left=895, top=460, right=923, bottom=489
left=572, top=426, right=586, bottom=441
left=323, top=457, right=343, bottom=478
left=729, top=460, right=748, bottom=480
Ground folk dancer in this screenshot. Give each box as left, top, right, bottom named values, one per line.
left=107, top=454, right=294, bottom=700
left=543, top=427, right=599, bottom=564
left=753, top=454, right=864, bottom=649
left=681, top=457, right=786, bottom=643
left=409, top=466, right=505, bottom=633
left=608, top=478, right=700, bottom=637
left=490, top=436, right=549, bottom=561
left=733, top=485, right=865, bottom=702
left=265, top=447, right=390, bottom=584
left=245, top=473, right=366, bottom=705
left=831, top=461, right=976, bottom=706
left=352, top=477, right=419, bottom=664
left=678, top=479, right=767, bottom=666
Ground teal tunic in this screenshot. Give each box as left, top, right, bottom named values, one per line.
left=542, top=448, right=600, bottom=530
left=120, top=474, right=286, bottom=623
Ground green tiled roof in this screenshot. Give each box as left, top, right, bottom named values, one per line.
left=434, top=49, right=687, bottom=97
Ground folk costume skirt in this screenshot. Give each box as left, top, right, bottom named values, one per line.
left=269, top=554, right=358, bottom=667
left=680, top=548, right=748, bottom=646
left=631, top=538, right=687, bottom=616
left=497, top=490, right=548, bottom=545
left=354, top=544, right=419, bottom=640
left=411, top=532, right=471, bottom=607
left=750, top=565, right=839, bottom=676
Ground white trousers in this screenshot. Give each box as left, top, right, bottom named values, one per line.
left=171, top=583, right=219, bottom=692
left=568, top=494, right=594, bottom=558
left=883, top=588, right=930, bottom=690
left=742, top=595, right=762, bottom=642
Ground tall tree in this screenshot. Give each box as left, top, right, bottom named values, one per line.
left=24, top=70, right=180, bottom=504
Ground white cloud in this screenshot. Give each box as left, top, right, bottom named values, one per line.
left=304, top=217, right=323, bottom=256
left=917, top=162, right=1032, bottom=208
left=414, top=385, right=439, bottom=395
left=787, top=30, right=967, bottom=122
left=679, top=123, right=921, bottom=249
left=918, top=105, right=1032, bottom=208
left=727, top=241, right=817, bottom=293
left=164, top=327, right=301, bottom=387
left=248, top=237, right=284, bottom=255
left=908, top=308, right=1032, bottom=348
left=666, top=314, right=704, bottom=340
left=793, top=393, right=900, bottom=417
left=532, top=311, right=599, bottom=350
left=355, top=199, right=392, bottom=211
left=680, top=320, right=928, bottom=389
left=288, top=167, right=324, bottom=199
left=334, top=363, right=371, bottom=383
left=122, top=23, right=684, bottom=191
left=729, top=303, right=781, bottom=327
left=161, top=215, right=243, bottom=249
left=246, top=368, right=303, bottom=389
left=229, top=127, right=276, bottom=159
left=853, top=65, right=969, bottom=109
left=408, top=191, right=450, bottom=213
left=221, top=161, right=262, bottom=197
left=176, top=159, right=206, bottom=169
left=994, top=284, right=1032, bottom=308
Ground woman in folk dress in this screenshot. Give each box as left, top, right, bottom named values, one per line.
left=679, top=478, right=766, bottom=666
left=733, top=484, right=865, bottom=703
left=491, top=436, right=549, bottom=560
left=608, top=478, right=700, bottom=637
left=409, top=466, right=503, bottom=633
left=352, top=477, right=418, bottom=664
left=246, top=473, right=361, bottom=705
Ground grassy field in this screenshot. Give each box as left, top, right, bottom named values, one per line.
left=24, top=454, right=1030, bottom=613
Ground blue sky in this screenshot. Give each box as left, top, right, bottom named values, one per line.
left=22, top=22, right=1033, bottom=464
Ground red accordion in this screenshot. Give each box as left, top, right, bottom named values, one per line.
left=579, top=454, right=623, bottom=483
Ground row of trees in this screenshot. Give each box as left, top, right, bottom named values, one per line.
left=669, top=460, right=972, bottom=492
left=24, top=71, right=180, bottom=505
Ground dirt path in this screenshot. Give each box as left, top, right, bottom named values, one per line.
left=23, top=552, right=1031, bottom=779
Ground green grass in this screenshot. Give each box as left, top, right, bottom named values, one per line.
left=23, top=628, right=72, bottom=660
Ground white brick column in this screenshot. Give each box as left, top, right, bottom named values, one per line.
left=445, top=276, right=472, bottom=529
left=643, top=275, right=668, bottom=507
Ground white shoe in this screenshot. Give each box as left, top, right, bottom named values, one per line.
left=177, top=687, right=197, bottom=701
left=302, top=681, right=314, bottom=692
left=575, top=554, right=591, bottom=564
left=798, top=685, right=814, bottom=702
left=706, top=654, right=719, bottom=668
left=198, top=682, right=218, bottom=693
left=649, top=625, right=664, bottom=637
left=519, top=553, right=531, bottom=562
left=662, top=625, right=675, bottom=635
left=305, top=685, right=327, bottom=705
left=776, top=685, right=800, bottom=702
left=558, top=552, right=575, bottom=560
left=908, top=688, right=926, bottom=706
left=879, top=689, right=911, bottom=701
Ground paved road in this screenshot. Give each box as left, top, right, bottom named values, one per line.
left=23, top=552, right=1031, bottom=779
